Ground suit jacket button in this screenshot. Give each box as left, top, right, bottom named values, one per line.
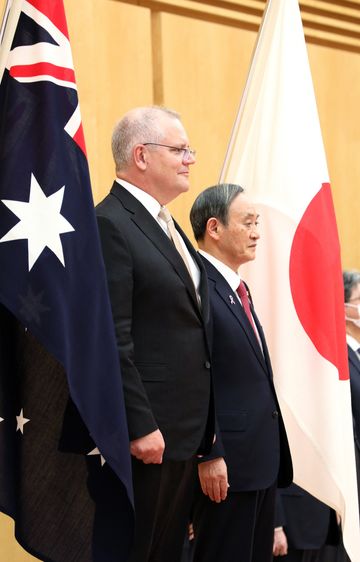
left=272, top=410, right=279, bottom=418
left=204, top=361, right=211, bottom=369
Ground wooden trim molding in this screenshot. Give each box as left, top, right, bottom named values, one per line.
left=117, top=0, right=360, bottom=53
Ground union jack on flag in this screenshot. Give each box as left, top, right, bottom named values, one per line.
left=0, top=1, right=134, bottom=560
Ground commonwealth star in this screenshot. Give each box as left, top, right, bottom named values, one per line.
left=0, top=174, right=75, bottom=271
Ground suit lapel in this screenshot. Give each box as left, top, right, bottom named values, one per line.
left=349, top=346, right=360, bottom=373
left=203, top=256, right=268, bottom=372
left=252, top=308, right=274, bottom=376
left=175, top=220, right=210, bottom=323
left=110, top=182, right=201, bottom=313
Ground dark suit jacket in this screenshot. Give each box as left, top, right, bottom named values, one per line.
left=348, top=344, right=360, bottom=520
left=200, top=256, right=292, bottom=491
left=348, top=345, right=360, bottom=452
left=275, top=484, right=338, bottom=550
left=95, top=183, right=214, bottom=460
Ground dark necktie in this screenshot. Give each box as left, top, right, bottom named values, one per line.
left=236, top=281, right=259, bottom=340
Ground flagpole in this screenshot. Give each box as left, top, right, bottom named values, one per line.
left=0, top=0, right=22, bottom=83
left=0, top=0, right=12, bottom=43
left=219, top=0, right=274, bottom=182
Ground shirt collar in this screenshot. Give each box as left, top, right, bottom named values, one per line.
left=115, top=178, right=161, bottom=220
left=199, top=250, right=240, bottom=292
left=346, top=333, right=360, bottom=351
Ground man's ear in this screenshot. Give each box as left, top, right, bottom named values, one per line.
left=133, top=144, right=147, bottom=170
left=206, top=217, right=221, bottom=240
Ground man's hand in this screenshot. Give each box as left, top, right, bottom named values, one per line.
left=273, top=527, right=288, bottom=556
left=130, top=429, right=165, bottom=464
left=198, top=457, right=228, bottom=503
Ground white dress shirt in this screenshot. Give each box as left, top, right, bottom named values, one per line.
left=346, top=334, right=360, bottom=359
left=199, top=250, right=262, bottom=346
left=116, top=179, right=201, bottom=294
left=199, top=250, right=240, bottom=295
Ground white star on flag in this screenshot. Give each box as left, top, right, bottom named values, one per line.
left=0, top=417, right=4, bottom=422
left=87, top=447, right=106, bottom=466
left=16, top=409, right=30, bottom=434
left=0, top=173, right=75, bottom=271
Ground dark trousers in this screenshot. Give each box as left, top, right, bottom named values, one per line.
left=86, top=461, right=134, bottom=562
left=87, top=456, right=196, bottom=562
left=192, top=481, right=277, bottom=562
left=129, top=456, right=197, bottom=562
left=278, top=550, right=322, bottom=562
left=319, top=544, right=351, bottom=562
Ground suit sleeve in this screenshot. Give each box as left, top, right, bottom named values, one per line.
left=275, top=490, right=286, bottom=527
left=96, top=213, right=158, bottom=440
left=198, top=417, right=226, bottom=463
left=349, top=353, right=360, bottom=449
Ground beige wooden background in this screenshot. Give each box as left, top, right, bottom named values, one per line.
left=0, top=0, right=360, bottom=559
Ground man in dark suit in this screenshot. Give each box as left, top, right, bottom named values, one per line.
left=95, top=106, right=214, bottom=562
left=344, top=271, right=360, bottom=445
left=344, top=270, right=360, bottom=517
left=189, top=183, right=292, bottom=562
left=273, top=484, right=339, bottom=561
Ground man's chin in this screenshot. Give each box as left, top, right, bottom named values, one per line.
left=178, top=180, right=190, bottom=193
left=166, top=182, right=189, bottom=204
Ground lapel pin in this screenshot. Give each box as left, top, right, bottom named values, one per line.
left=229, top=295, right=235, bottom=305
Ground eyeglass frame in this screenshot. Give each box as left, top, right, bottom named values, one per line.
left=142, top=142, right=196, bottom=161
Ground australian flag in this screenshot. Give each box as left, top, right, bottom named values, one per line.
left=0, top=1, right=134, bottom=560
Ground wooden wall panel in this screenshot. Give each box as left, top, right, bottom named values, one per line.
left=0, top=516, right=37, bottom=561
left=66, top=0, right=153, bottom=201
left=308, top=42, right=360, bottom=268
left=160, top=13, right=256, bottom=232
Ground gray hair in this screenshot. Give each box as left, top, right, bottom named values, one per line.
left=111, top=106, right=181, bottom=172
left=190, top=183, right=244, bottom=241
left=343, top=270, right=360, bottom=303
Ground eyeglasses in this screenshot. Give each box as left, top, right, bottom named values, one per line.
left=143, top=142, right=196, bottom=161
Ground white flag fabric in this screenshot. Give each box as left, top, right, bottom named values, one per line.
left=220, top=0, right=360, bottom=558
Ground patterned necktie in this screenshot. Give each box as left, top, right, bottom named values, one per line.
left=158, top=206, right=194, bottom=281
left=236, top=281, right=259, bottom=341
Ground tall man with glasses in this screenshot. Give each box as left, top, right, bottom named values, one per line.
left=95, top=106, right=214, bottom=562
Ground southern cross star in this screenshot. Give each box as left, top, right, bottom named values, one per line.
left=87, top=447, right=106, bottom=466
left=0, top=173, right=75, bottom=271
left=19, top=287, right=50, bottom=325
left=16, top=409, right=30, bottom=434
